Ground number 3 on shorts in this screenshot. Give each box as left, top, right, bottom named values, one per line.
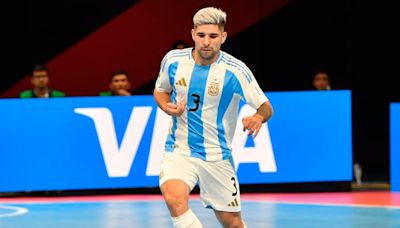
left=231, top=177, right=238, bottom=196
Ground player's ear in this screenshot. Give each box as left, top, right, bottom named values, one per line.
left=221, top=31, right=227, bottom=44
left=191, top=29, right=196, bottom=41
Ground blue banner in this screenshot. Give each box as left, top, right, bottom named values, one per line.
left=391, top=103, right=400, bottom=192
left=0, top=91, right=352, bottom=192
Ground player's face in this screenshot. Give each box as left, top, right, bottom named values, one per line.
left=191, top=24, right=227, bottom=65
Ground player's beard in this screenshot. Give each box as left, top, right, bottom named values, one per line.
left=199, top=48, right=216, bottom=61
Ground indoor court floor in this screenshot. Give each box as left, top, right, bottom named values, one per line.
left=1, top=191, right=400, bottom=228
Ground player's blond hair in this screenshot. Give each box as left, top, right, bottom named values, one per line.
left=193, top=7, right=227, bottom=29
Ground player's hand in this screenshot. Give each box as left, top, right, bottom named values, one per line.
left=164, top=100, right=186, bottom=117
left=242, top=114, right=264, bottom=138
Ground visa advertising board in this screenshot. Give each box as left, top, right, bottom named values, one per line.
left=0, top=91, right=352, bottom=192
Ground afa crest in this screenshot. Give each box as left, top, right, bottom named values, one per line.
left=208, top=82, right=219, bottom=96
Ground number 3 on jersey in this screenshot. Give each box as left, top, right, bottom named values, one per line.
left=189, top=94, right=201, bottom=112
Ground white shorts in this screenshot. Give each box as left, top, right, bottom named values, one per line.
left=159, top=153, right=241, bottom=212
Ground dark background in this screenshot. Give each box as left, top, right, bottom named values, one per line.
left=1, top=0, right=397, bottom=182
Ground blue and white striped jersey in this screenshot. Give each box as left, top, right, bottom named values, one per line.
left=155, top=48, right=269, bottom=161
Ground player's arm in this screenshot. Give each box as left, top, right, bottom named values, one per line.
left=154, top=89, right=186, bottom=117
left=154, top=50, right=187, bottom=117
left=255, top=101, right=273, bottom=123
left=242, top=101, right=273, bottom=138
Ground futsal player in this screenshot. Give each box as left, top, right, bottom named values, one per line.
left=153, top=7, right=273, bottom=228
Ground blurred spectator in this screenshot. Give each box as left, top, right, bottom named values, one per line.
left=170, top=40, right=189, bottom=50
left=19, top=64, right=65, bottom=98
left=312, top=70, right=331, bottom=90
left=99, top=70, right=132, bottom=96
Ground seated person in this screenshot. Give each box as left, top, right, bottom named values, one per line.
left=312, top=70, right=331, bottom=90
left=99, top=70, right=132, bottom=96
left=20, top=64, right=65, bottom=98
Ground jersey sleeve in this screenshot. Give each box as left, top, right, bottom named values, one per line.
left=155, top=51, right=173, bottom=93
left=236, top=65, right=268, bottom=110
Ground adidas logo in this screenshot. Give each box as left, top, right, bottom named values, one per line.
left=175, top=78, right=187, bottom=87
left=227, top=198, right=239, bottom=207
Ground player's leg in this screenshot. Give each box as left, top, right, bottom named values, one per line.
left=160, top=153, right=202, bottom=227
left=213, top=211, right=246, bottom=228
left=197, top=158, right=246, bottom=228
left=161, top=179, right=191, bottom=216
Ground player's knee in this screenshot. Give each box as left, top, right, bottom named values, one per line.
left=163, top=193, right=188, bottom=215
